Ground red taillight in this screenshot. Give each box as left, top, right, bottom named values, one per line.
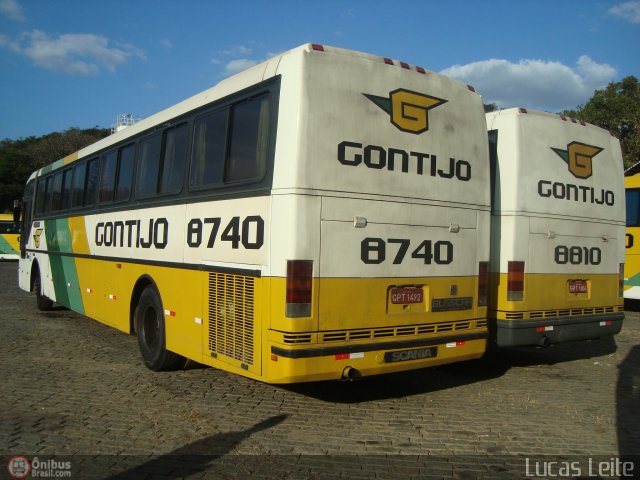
left=620, top=263, right=625, bottom=297
left=286, top=260, right=313, bottom=317
left=478, top=261, right=488, bottom=307
left=507, top=261, right=525, bottom=301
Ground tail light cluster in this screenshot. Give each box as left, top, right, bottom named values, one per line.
left=286, top=260, right=313, bottom=318
left=507, top=261, right=525, bottom=301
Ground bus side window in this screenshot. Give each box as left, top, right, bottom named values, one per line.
left=190, top=109, right=227, bottom=189
left=35, top=178, right=47, bottom=215
left=626, top=189, right=640, bottom=227
left=61, top=169, right=73, bottom=211
left=115, top=144, right=135, bottom=202
left=137, top=134, right=162, bottom=197
left=43, top=176, right=53, bottom=213
left=84, top=158, right=100, bottom=206
left=50, top=172, right=63, bottom=212
left=71, top=162, right=87, bottom=208
left=159, top=124, right=188, bottom=194
left=225, top=94, right=270, bottom=183
left=99, top=151, right=117, bottom=203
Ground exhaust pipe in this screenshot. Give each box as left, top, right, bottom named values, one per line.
left=538, top=336, right=551, bottom=347
left=341, top=366, right=362, bottom=381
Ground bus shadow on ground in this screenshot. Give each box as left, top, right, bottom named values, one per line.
left=285, top=336, right=618, bottom=403
left=100, top=414, right=288, bottom=480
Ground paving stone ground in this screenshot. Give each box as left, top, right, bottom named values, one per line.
left=0, top=262, right=638, bottom=479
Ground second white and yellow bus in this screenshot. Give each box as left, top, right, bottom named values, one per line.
left=17, top=44, right=491, bottom=383
left=486, top=108, right=625, bottom=346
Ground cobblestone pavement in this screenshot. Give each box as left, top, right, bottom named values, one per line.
left=0, top=261, right=639, bottom=479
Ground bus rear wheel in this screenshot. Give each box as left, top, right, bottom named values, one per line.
left=134, top=286, right=185, bottom=371
left=33, top=269, right=53, bottom=311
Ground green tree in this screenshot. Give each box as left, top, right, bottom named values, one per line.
left=561, top=76, right=640, bottom=169
left=0, top=127, right=109, bottom=212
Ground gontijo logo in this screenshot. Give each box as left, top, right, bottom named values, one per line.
left=551, top=141, right=603, bottom=179
left=364, top=89, right=447, bottom=134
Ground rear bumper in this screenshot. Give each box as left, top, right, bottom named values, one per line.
left=491, top=313, right=624, bottom=347
left=266, top=331, right=487, bottom=383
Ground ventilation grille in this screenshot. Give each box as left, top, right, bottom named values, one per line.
left=320, top=319, right=480, bottom=343
left=504, top=305, right=621, bottom=320
left=208, top=273, right=255, bottom=365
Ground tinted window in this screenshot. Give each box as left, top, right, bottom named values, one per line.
left=61, top=169, right=73, bottom=210
left=225, top=94, right=270, bottom=183
left=99, top=151, right=117, bottom=203
left=35, top=179, right=46, bottom=214
left=115, top=144, right=135, bottom=202
left=137, top=134, right=161, bottom=197
left=160, top=124, right=188, bottom=194
left=190, top=109, right=227, bottom=188
left=71, top=163, right=87, bottom=208
left=627, top=189, right=640, bottom=227
left=85, top=158, right=99, bottom=206
left=50, top=173, right=63, bottom=211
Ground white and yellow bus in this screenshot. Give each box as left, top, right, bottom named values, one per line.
left=486, top=108, right=625, bottom=347
left=17, top=44, right=491, bottom=383
left=0, top=213, right=20, bottom=260
left=624, top=162, right=640, bottom=299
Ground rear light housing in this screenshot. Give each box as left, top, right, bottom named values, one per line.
left=620, top=263, right=625, bottom=297
left=286, top=260, right=313, bottom=317
left=507, top=261, right=525, bottom=301
left=478, top=261, right=488, bottom=307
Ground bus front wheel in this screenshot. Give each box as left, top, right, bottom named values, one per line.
left=33, top=269, right=53, bottom=311
left=134, top=286, right=185, bottom=371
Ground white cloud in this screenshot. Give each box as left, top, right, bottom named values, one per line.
left=160, top=38, right=173, bottom=48
left=222, top=45, right=252, bottom=56
left=441, top=55, right=617, bottom=111
left=224, top=58, right=259, bottom=75
left=0, top=0, right=25, bottom=21
left=4, top=30, right=145, bottom=75
left=609, top=1, right=640, bottom=23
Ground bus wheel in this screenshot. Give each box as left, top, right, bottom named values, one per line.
left=33, top=269, right=53, bottom=311
left=134, top=286, right=185, bottom=371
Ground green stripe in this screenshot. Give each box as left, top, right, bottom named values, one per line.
left=40, top=159, right=65, bottom=175
left=44, top=219, right=84, bottom=314
left=0, top=235, right=18, bottom=255
left=625, top=273, right=640, bottom=288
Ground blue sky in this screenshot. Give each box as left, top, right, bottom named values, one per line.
left=1, top=0, right=639, bottom=140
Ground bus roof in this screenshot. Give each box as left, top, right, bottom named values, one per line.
left=29, top=43, right=474, bottom=183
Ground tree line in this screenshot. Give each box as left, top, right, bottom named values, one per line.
left=1, top=76, right=638, bottom=213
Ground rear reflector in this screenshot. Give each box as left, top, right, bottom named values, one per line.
left=507, top=261, right=525, bottom=301
left=286, top=260, right=313, bottom=317
left=619, top=263, right=625, bottom=297
left=478, top=261, right=488, bottom=307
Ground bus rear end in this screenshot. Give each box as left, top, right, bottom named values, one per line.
left=265, top=45, right=491, bottom=382
left=487, top=108, right=625, bottom=347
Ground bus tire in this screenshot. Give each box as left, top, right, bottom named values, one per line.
left=33, top=269, right=53, bottom=311
left=134, top=286, right=185, bottom=371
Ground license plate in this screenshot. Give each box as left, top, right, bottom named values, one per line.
left=390, top=287, right=424, bottom=304
left=568, top=280, right=588, bottom=294
left=384, top=346, right=437, bottom=363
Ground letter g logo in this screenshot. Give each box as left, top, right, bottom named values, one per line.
left=364, top=89, right=447, bottom=134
